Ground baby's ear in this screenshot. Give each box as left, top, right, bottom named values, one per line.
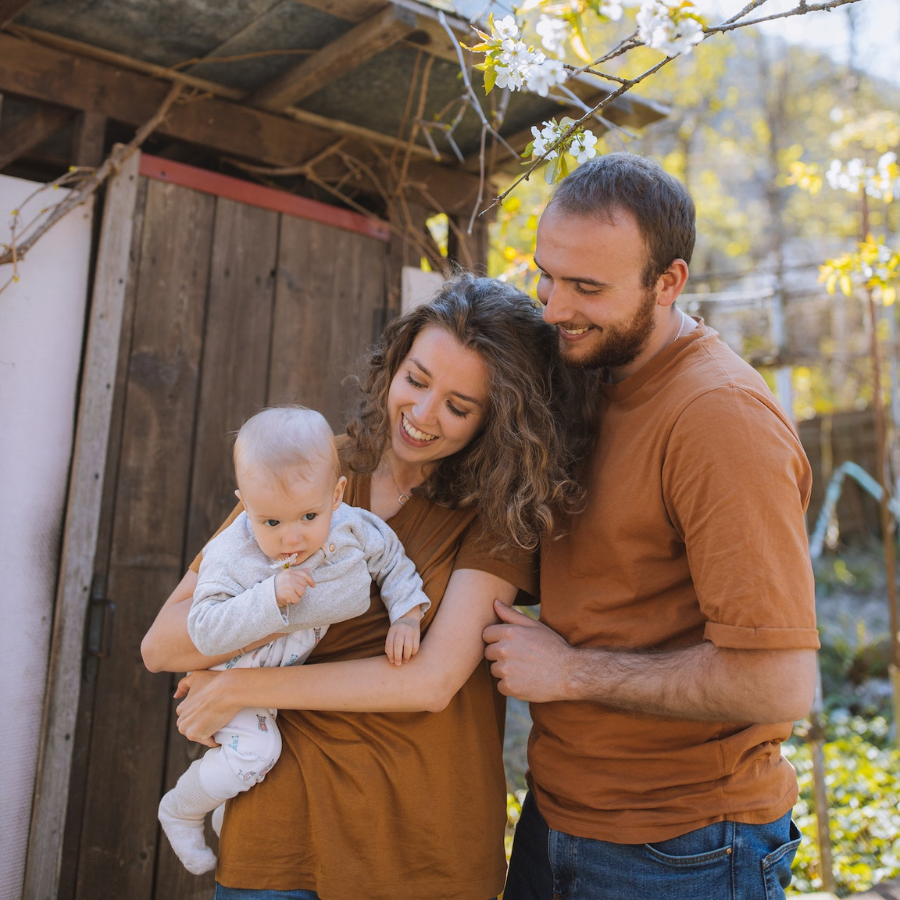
left=333, top=476, right=348, bottom=509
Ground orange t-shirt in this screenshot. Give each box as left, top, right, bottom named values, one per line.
left=531, top=324, right=820, bottom=844
left=192, top=441, right=538, bottom=899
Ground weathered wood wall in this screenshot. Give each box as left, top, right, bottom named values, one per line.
left=65, top=173, right=388, bottom=899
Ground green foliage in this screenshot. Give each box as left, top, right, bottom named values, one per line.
left=785, top=717, right=900, bottom=896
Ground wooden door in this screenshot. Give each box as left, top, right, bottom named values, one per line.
left=65, top=164, right=388, bottom=900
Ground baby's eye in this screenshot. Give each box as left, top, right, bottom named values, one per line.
left=302, top=513, right=318, bottom=521
left=264, top=519, right=280, bottom=527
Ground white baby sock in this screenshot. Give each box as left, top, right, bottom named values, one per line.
left=158, top=759, right=223, bottom=875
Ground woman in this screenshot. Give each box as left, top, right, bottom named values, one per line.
left=142, top=273, right=593, bottom=900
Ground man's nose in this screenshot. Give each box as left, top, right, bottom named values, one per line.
left=539, top=284, right=568, bottom=324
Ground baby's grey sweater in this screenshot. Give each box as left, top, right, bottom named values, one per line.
left=188, top=503, right=431, bottom=657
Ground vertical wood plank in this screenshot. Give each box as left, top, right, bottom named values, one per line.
left=23, top=151, right=140, bottom=900
left=181, top=197, right=280, bottom=564
left=71, top=111, right=107, bottom=168
left=57, top=174, right=150, bottom=900
left=269, top=216, right=386, bottom=431
left=74, top=178, right=216, bottom=900
left=154, top=199, right=279, bottom=899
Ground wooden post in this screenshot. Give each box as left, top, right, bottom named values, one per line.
left=71, top=111, right=107, bottom=168
left=23, top=150, right=141, bottom=900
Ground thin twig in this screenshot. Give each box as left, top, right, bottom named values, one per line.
left=467, top=125, right=489, bottom=237
left=438, top=11, right=519, bottom=161
left=168, top=48, right=316, bottom=72
left=0, top=83, right=184, bottom=272
left=481, top=0, right=865, bottom=214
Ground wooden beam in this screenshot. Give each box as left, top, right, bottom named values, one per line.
left=23, top=150, right=141, bottom=900
left=0, top=33, right=484, bottom=214
left=249, top=5, right=419, bottom=111
left=0, top=0, right=33, bottom=28
left=0, top=104, right=72, bottom=170
left=71, top=110, right=106, bottom=167
left=8, top=25, right=433, bottom=160
left=294, top=0, right=470, bottom=65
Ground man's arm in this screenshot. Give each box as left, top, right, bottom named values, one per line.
left=483, top=601, right=817, bottom=724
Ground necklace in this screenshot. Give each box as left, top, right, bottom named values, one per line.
left=382, top=461, right=411, bottom=505
left=673, top=307, right=688, bottom=342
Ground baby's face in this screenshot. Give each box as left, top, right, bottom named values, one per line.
left=237, top=460, right=346, bottom=564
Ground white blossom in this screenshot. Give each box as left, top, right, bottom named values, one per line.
left=637, top=0, right=704, bottom=57
left=499, top=38, right=533, bottom=69
left=599, top=0, right=624, bottom=20
left=495, top=63, right=526, bottom=90
left=825, top=154, right=900, bottom=200
left=531, top=123, right=559, bottom=160
left=572, top=130, right=599, bottom=163
left=270, top=553, right=298, bottom=569
left=525, top=58, right=568, bottom=97
left=536, top=15, right=569, bottom=56
left=493, top=14, right=519, bottom=40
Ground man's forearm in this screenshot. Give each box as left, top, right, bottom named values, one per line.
left=484, top=604, right=817, bottom=724
left=558, top=641, right=817, bottom=724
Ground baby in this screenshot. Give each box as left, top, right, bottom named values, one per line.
left=158, top=406, right=430, bottom=875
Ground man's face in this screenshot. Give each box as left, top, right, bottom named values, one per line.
left=534, top=205, right=662, bottom=375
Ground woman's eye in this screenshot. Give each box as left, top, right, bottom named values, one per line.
left=405, top=373, right=425, bottom=389
left=264, top=519, right=280, bottom=527
left=302, top=513, right=317, bottom=521
left=447, top=402, right=468, bottom=419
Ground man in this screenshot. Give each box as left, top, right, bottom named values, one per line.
left=484, top=153, right=819, bottom=900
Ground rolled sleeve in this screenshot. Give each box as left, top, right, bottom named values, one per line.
left=704, top=620, right=820, bottom=650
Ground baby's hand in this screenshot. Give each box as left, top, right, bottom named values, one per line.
left=385, top=613, right=421, bottom=666
left=275, top=567, right=315, bottom=607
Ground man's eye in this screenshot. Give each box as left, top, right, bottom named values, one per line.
left=265, top=519, right=280, bottom=527
left=303, top=513, right=317, bottom=521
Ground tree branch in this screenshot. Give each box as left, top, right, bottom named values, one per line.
left=0, top=83, right=184, bottom=276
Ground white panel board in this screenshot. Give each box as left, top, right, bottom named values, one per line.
left=0, top=176, right=93, bottom=900
left=401, top=265, right=444, bottom=314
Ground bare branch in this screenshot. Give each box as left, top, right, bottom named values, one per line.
left=0, top=83, right=184, bottom=275
left=709, top=0, right=865, bottom=35
left=438, top=12, right=519, bottom=162
left=480, top=0, right=866, bottom=213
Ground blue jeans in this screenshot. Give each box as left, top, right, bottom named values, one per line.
left=214, top=886, right=496, bottom=900
left=504, top=791, right=801, bottom=900
left=214, top=888, right=318, bottom=900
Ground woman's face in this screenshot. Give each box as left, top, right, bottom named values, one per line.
left=386, top=325, right=490, bottom=470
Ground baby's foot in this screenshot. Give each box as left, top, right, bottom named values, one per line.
left=158, top=792, right=217, bottom=875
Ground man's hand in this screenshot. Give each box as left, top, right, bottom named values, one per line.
left=482, top=600, right=576, bottom=702
left=275, top=566, right=315, bottom=607
left=385, top=613, right=422, bottom=666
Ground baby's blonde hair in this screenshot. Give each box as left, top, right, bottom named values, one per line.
left=234, top=406, right=340, bottom=487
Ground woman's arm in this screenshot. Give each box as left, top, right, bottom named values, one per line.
left=142, top=571, right=213, bottom=673
left=174, top=568, right=517, bottom=744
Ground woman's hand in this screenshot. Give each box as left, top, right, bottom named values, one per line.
left=174, top=669, right=239, bottom=748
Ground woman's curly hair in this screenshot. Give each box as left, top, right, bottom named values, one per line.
left=345, top=273, right=596, bottom=555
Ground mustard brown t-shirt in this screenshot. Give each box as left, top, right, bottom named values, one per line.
left=531, top=323, right=820, bottom=845
left=190, top=439, right=538, bottom=899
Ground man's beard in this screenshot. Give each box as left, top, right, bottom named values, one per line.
left=559, top=287, right=658, bottom=371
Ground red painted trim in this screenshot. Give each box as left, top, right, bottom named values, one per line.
left=138, top=154, right=391, bottom=242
